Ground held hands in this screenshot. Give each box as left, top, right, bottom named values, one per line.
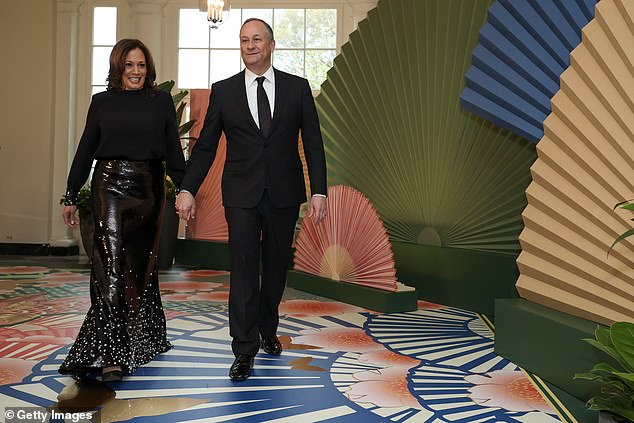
left=62, top=206, right=79, bottom=229
left=175, top=191, right=196, bottom=221
left=308, top=195, right=327, bottom=226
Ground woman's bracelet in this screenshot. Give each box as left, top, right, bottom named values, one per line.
left=60, top=190, right=78, bottom=206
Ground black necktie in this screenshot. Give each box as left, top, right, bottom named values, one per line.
left=256, top=76, right=272, bottom=136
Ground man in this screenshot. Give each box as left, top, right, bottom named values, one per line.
left=176, top=18, right=327, bottom=381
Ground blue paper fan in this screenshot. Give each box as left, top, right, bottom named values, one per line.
left=460, top=0, right=597, bottom=142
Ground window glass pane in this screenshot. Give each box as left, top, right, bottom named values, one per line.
left=92, top=86, right=107, bottom=95
left=93, top=7, right=117, bottom=45
left=306, top=9, right=336, bottom=48
left=274, top=9, right=305, bottom=48
left=210, top=50, right=241, bottom=83
left=273, top=50, right=304, bottom=77
left=210, top=9, right=241, bottom=48
left=92, top=46, right=111, bottom=85
left=306, top=49, right=336, bottom=89
left=179, top=49, right=209, bottom=88
left=242, top=9, right=272, bottom=26
left=179, top=9, right=210, bottom=48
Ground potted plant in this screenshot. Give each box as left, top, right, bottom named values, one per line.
left=574, top=322, right=634, bottom=422
left=156, top=81, right=196, bottom=268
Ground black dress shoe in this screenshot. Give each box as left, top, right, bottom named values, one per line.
left=101, top=370, right=123, bottom=383
left=261, top=335, right=282, bottom=356
left=229, top=354, right=254, bottom=381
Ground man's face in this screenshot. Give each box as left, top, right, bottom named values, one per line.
left=240, top=20, right=275, bottom=72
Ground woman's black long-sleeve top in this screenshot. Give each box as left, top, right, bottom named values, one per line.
left=64, top=88, right=186, bottom=204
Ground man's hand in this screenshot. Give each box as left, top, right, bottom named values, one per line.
left=308, top=195, right=327, bottom=225
left=176, top=191, right=196, bottom=221
left=62, top=205, right=79, bottom=229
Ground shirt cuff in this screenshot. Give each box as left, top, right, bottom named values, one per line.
left=312, top=194, right=326, bottom=198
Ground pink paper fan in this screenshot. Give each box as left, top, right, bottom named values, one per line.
left=294, top=185, right=397, bottom=291
left=186, top=89, right=229, bottom=242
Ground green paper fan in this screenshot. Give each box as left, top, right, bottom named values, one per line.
left=316, top=0, right=536, bottom=254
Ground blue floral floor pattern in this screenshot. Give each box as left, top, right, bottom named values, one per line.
left=0, top=259, right=567, bottom=422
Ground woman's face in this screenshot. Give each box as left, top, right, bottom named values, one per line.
left=122, top=48, right=146, bottom=90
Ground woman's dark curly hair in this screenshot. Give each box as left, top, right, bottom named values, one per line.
left=107, top=38, right=157, bottom=94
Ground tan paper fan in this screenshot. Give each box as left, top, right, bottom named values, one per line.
left=186, top=89, right=228, bottom=241
left=516, top=0, right=634, bottom=325
left=293, top=185, right=397, bottom=291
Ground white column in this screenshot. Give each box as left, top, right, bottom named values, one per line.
left=344, top=0, right=377, bottom=39
left=50, top=0, right=85, bottom=248
left=127, top=0, right=169, bottom=75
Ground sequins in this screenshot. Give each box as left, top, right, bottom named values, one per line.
left=59, top=160, right=171, bottom=376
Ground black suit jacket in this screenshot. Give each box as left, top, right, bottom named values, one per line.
left=181, top=68, right=327, bottom=209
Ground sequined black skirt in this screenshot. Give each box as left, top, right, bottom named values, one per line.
left=59, top=159, right=172, bottom=375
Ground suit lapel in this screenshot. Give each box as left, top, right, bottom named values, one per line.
left=231, top=70, right=261, bottom=135
left=271, top=68, right=289, bottom=134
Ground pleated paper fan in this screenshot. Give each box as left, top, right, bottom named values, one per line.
left=293, top=185, right=397, bottom=292
left=316, top=0, right=536, bottom=254
left=186, top=89, right=228, bottom=241
left=517, top=0, right=634, bottom=325
left=460, top=0, right=597, bottom=143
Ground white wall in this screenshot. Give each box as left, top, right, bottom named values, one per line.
left=0, top=0, right=376, bottom=247
left=0, top=0, right=56, bottom=244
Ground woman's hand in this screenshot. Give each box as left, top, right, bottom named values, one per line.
left=63, top=205, right=79, bottom=229
left=176, top=191, right=196, bottom=221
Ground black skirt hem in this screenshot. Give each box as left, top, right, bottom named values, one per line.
left=58, top=341, right=172, bottom=376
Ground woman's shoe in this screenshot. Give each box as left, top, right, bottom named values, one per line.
left=102, top=366, right=123, bottom=382
left=102, top=370, right=123, bottom=382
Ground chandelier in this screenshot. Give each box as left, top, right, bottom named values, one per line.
left=199, top=0, right=231, bottom=29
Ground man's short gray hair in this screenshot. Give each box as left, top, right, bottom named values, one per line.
left=242, top=18, right=274, bottom=41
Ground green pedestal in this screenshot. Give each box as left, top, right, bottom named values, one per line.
left=287, top=270, right=418, bottom=313
left=494, top=298, right=613, bottom=422
left=391, top=242, right=519, bottom=315
left=175, top=239, right=519, bottom=316
left=175, top=239, right=230, bottom=270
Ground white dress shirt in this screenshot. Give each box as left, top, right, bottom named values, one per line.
left=245, top=66, right=275, bottom=129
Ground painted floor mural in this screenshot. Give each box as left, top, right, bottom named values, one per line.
left=0, top=258, right=566, bottom=422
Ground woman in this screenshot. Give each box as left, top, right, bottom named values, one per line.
left=60, top=39, right=185, bottom=382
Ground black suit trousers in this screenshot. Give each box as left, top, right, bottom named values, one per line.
left=225, top=190, right=299, bottom=356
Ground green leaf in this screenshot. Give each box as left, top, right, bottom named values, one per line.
left=602, top=379, right=627, bottom=392
left=613, top=200, right=634, bottom=210
left=175, top=101, right=186, bottom=126
left=613, top=372, right=634, bottom=383
left=608, top=228, right=634, bottom=255
left=585, top=338, right=623, bottom=365
left=159, top=80, right=175, bottom=93
left=611, top=322, right=634, bottom=373
left=588, top=395, right=634, bottom=420
left=172, top=90, right=188, bottom=105
left=596, top=326, right=615, bottom=349
left=592, top=362, right=621, bottom=375
left=574, top=372, right=603, bottom=381
left=178, top=120, right=195, bottom=137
